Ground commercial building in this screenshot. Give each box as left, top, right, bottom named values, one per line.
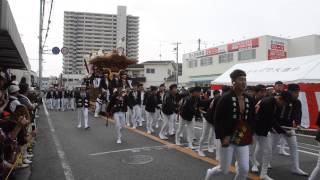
left=180, top=34, right=320, bottom=87
left=126, top=61, right=182, bottom=88
left=63, top=6, right=139, bottom=75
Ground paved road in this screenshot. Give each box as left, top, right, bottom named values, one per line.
left=29, top=104, right=319, bottom=180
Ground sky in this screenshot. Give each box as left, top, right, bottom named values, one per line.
left=8, top=0, right=320, bottom=77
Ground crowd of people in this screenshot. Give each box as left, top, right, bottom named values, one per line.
left=0, top=71, right=40, bottom=179
left=42, top=68, right=320, bottom=180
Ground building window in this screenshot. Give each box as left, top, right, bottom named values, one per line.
left=200, top=57, right=213, bottom=66
left=238, top=49, right=256, bottom=61
left=188, top=60, right=198, bottom=68
left=219, top=53, right=234, bottom=63
left=146, top=68, right=155, bottom=74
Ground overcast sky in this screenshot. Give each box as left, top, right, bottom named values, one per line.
left=8, top=0, right=320, bottom=77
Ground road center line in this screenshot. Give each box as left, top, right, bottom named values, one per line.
left=43, top=98, right=75, bottom=180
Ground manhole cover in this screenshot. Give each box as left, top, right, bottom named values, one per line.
left=122, top=155, right=154, bottom=165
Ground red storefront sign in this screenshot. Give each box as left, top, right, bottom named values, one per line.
left=268, top=49, right=287, bottom=60
left=227, top=38, right=259, bottom=52
left=205, top=47, right=219, bottom=56
left=271, top=44, right=284, bottom=50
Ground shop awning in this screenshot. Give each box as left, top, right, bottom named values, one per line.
left=0, top=0, right=30, bottom=70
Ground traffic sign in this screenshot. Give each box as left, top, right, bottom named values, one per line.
left=61, top=47, right=69, bottom=55
left=52, top=47, right=60, bottom=55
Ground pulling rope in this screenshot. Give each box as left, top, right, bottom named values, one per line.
left=4, top=153, right=23, bottom=180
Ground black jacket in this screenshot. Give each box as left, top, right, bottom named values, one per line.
left=145, top=93, right=159, bottom=113
left=107, top=93, right=128, bottom=113
left=276, top=99, right=302, bottom=127
left=214, top=90, right=255, bottom=140
left=179, top=96, right=201, bottom=121
left=162, top=92, right=178, bottom=115
left=204, top=97, right=219, bottom=125
left=46, top=91, right=54, bottom=99
left=75, top=92, right=90, bottom=108
left=127, top=91, right=139, bottom=108
left=255, top=97, right=286, bottom=136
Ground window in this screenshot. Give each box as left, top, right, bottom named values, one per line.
left=219, top=53, right=234, bottom=63
left=200, top=57, right=213, bottom=66
left=168, top=69, right=172, bottom=76
left=188, top=60, right=198, bottom=68
left=146, top=68, right=155, bottom=73
left=238, top=49, right=256, bottom=61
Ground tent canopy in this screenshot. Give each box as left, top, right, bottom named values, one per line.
left=212, top=54, right=320, bottom=86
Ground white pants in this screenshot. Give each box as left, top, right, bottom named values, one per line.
left=175, top=116, right=194, bottom=144
left=256, top=134, right=272, bottom=178
left=77, top=107, right=88, bottom=128
left=271, top=131, right=301, bottom=171
left=140, top=105, right=146, bottom=122
left=55, top=99, right=61, bottom=110
left=199, top=119, right=216, bottom=151
left=309, top=143, right=320, bottom=180
left=132, top=105, right=142, bottom=127
left=146, top=111, right=157, bottom=132
left=61, top=98, right=67, bottom=111
left=160, top=113, right=176, bottom=136
left=47, top=98, right=53, bottom=110
left=70, top=98, right=75, bottom=110
left=114, top=112, right=126, bottom=139
left=95, top=102, right=102, bottom=116
left=153, top=108, right=161, bottom=127
left=207, top=145, right=250, bottom=180
left=125, top=108, right=132, bottom=125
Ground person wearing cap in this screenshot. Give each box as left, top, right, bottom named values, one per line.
left=107, top=88, right=128, bottom=144
left=175, top=86, right=201, bottom=149
left=5, top=85, right=22, bottom=113
left=144, top=86, right=159, bottom=134
left=270, top=83, right=308, bottom=176
left=205, top=69, right=255, bottom=180
left=253, top=91, right=291, bottom=180
left=75, top=85, right=90, bottom=130
left=159, top=84, right=178, bottom=140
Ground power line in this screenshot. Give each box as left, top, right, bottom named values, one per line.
left=42, top=0, right=54, bottom=50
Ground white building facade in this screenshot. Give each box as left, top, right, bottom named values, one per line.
left=63, top=6, right=139, bottom=75
left=180, top=34, right=320, bottom=87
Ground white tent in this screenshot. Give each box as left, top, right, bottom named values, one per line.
left=212, top=54, right=320, bottom=86
left=211, top=55, right=320, bottom=129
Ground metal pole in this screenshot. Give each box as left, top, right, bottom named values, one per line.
left=175, top=42, right=181, bottom=85
left=38, top=0, right=44, bottom=90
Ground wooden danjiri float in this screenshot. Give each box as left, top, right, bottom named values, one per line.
left=85, top=49, right=137, bottom=101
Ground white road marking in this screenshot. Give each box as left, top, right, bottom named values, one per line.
left=43, top=98, right=75, bottom=180
left=89, top=144, right=174, bottom=156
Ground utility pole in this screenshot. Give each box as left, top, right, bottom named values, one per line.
left=38, top=0, right=44, bottom=90
left=173, top=42, right=181, bottom=85
left=198, top=38, right=201, bottom=51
